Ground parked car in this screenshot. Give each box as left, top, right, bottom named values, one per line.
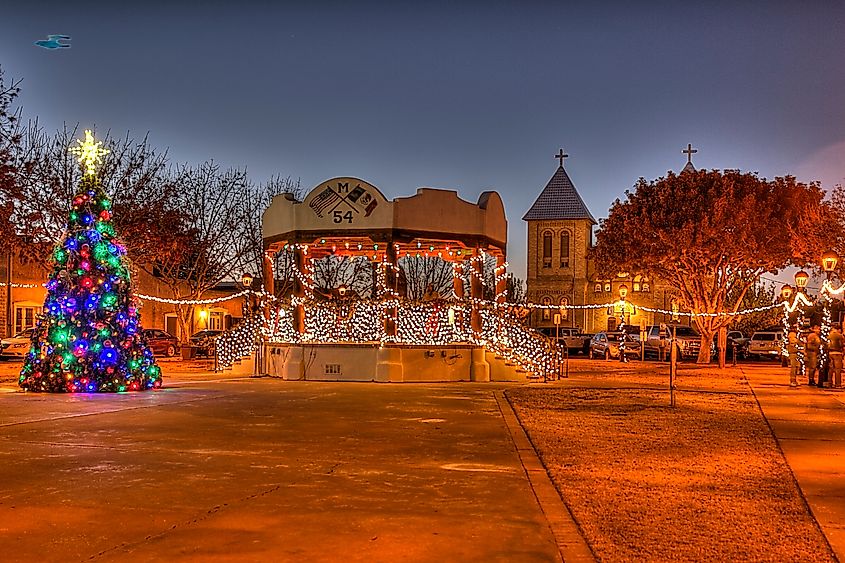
left=0, top=328, right=35, bottom=359
left=141, top=329, right=180, bottom=357
left=747, top=331, right=783, bottom=360
left=554, top=327, right=593, bottom=355
left=589, top=331, right=641, bottom=360
left=190, top=329, right=222, bottom=357
left=643, top=324, right=703, bottom=361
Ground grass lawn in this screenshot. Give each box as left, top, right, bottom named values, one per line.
left=508, top=361, right=834, bottom=562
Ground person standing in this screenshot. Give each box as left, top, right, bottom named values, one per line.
left=787, top=329, right=800, bottom=388
left=805, top=325, right=821, bottom=386
left=828, top=324, right=844, bottom=388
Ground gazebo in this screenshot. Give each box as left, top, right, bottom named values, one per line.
left=258, top=177, right=553, bottom=382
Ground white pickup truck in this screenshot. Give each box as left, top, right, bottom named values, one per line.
left=555, top=327, right=593, bottom=355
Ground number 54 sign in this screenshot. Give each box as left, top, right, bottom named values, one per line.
left=309, top=181, right=379, bottom=224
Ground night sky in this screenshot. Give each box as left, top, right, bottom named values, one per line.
left=3, top=1, right=845, bottom=280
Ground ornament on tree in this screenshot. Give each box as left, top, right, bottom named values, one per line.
left=19, top=130, right=162, bottom=393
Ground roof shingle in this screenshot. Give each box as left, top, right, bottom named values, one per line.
left=522, top=166, right=596, bottom=223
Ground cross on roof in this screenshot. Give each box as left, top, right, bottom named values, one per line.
left=555, top=148, right=568, bottom=167
left=682, top=143, right=697, bottom=164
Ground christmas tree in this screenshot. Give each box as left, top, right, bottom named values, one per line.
left=19, top=130, right=162, bottom=392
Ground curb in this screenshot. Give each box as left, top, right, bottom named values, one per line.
left=494, top=390, right=596, bottom=563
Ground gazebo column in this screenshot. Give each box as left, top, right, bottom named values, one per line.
left=453, top=259, right=464, bottom=300
left=470, top=249, right=483, bottom=333
left=262, top=251, right=274, bottom=315
left=292, top=246, right=307, bottom=334
left=384, top=243, right=397, bottom=338
left=495, top=252, right=507, bottom=305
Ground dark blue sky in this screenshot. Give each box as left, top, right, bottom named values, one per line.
left=3, top=1, right=845, bottom=279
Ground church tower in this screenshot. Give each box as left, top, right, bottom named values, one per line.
left=523, top=150, right=596, bottom=332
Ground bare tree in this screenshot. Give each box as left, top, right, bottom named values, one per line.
left=7, top=124, right=186, bottom=269
left=239, top=174, right=301, bottom=287
left=140, top=161, right=254, bottom=341
left=312, top=255, right=374, bottom=298
left=506, top=273, right=526, bottom=303
left=0, top=66, right=22, bottom=248
left=399, top=256, right=454, bottom=300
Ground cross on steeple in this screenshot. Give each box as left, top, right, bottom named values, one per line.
left=555, top=148, right=568, bottom=167
left=682, top=143, right=698, bottom=164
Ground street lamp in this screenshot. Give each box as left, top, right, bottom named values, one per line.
left=241, top=272, right=254, bottom=288
left=795, top=270, right=809, bottom=292
left=822, top=250, right=839, bottom=280
left=780, top=284, right=793, bottom=301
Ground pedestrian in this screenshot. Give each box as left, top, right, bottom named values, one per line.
left=805, top=324, right=821, bottom=386
left=787, top=328, right=800, bottom=388
left=829, top=324, right=844, bottom=388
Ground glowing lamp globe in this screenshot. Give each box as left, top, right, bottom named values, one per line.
left=781, top=284, right=794, bottom=301
left=794, top=270, right=810, bottom=290
left=822, top=250, right=839, bottom=273
left=618, top=284, right=629, bottom=300
left=241, top=272, right=254, bottom=288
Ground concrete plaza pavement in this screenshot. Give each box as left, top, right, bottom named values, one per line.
left=0, top=377, right=565, bottom=562
left=742, top=364, right=845, bottom=561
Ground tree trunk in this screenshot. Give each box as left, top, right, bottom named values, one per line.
left=697, top=332, right=714, bottom=364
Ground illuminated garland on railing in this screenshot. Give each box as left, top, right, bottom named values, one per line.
left=216, top=313, right=264, bottom=369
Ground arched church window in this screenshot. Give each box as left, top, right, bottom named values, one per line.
left=542, top=231, right=552, bottom=268
left=594, top=282, right=602, bottom=293
left=633, top=275, right=642, bottom=292
left=559, top=296, right=569, bottom=320
left=642, top=279, right=650, bottom=293
left=542, top=296, right=552, bottom=321
left=604, top=282, right=611, bottom=293
left=560, top=231, right=570, bottom=268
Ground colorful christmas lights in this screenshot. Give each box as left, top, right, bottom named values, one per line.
left=18, top=132, right=161, bottom=393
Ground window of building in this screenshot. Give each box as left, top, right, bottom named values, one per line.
left=209, top=311, right=225, bottom=331
left=642, top=278, right=650, bottom=293
left=594, top=282, right=602, bottom=293
left=541, top=296, right=552, bottom=321
left=560, top=231, right=570, bottom=268
left=604, top=282, right=611, bottom=293
left=633, top=275, right=642, bottom=292
left=542, top=231, right=552, bottom=268
left=559, top=296, right=568, bottom=320
left=14, top=304, right=38, bottom=335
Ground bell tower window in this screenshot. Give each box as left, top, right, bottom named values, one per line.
left=560, top=231, right=570, bottom=268
left=542, top=231, right=552, bottom=268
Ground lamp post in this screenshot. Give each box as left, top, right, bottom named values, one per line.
left=819, top=250, right=839, bottom=387
left=796, top=270, right=809, bottom=374
left=241, top=272, right=255, bottom=317
left=618, top=284, right=629, bottom=363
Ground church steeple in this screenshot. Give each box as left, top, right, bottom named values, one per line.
left=522, top=149, right=595, bottom=224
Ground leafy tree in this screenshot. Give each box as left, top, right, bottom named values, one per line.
left=592, top=169, right=827, bottom=363
left=728, top=278, right=780, bottom=336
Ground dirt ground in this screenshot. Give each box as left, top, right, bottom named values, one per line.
left=508, top=360, right=834, bottom=562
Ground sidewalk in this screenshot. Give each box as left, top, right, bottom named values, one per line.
left=743, top=365, right=845, bottom=560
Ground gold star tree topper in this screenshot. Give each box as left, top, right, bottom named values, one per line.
left=69, top=130, right=109, bottom=176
